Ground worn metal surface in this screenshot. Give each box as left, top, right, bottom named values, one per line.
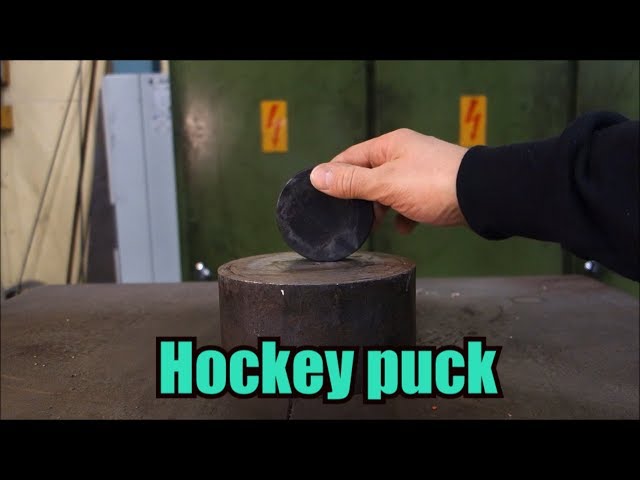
left=218, top=252, right=415, bottom=392
left=1, top=275, right=638, bottom=419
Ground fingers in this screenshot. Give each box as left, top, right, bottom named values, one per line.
left=330, top=135, right=391, bottom=168
left=372, top=202, right=389, bottom=230
left=310, top=162, right=380, bottom=201
left=373, top=205, right=416, bottom=234
left=394, top=213, right=417, bottom=235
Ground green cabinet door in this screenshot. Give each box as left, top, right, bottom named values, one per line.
left=372, top=60, right=572, bottom=278
left=169, top=61, right=366, bottom=279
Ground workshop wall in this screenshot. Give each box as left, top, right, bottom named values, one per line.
left=0, top=61, right=107, bottom=292
left=373, top=60, right=571, bottom=277
left=169, top=60, right=574, bottom=280
left=169, top=61, right=367, bottom=280
left=573, top=60, right=639, bottom=296
left=1, top=61, right=635, bottom=295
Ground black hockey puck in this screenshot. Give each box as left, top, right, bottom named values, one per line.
left=275, top=167, right=374, bottom=262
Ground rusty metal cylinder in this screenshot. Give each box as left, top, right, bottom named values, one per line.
left=218, top=251, right=416, bottom=392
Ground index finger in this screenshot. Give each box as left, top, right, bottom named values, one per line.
left=330, top=133, right=393, bottom=168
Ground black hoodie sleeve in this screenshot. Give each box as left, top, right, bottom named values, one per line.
left=456, top=111, right=639, bottom=281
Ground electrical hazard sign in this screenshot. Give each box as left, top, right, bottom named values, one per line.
left=261, top=100, right=288, bottom=153
left=459, top=95, right=487, bottom=147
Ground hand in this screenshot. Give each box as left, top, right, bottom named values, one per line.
left=310, top=128, right=469, bottom=234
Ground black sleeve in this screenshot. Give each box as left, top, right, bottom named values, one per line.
left=456, top=111, right=639, bottom=281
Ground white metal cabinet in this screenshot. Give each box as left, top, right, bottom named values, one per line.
left=101, top=73, right=181, bottom=283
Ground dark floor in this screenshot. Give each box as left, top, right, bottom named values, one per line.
left=1, top=275, right=638, bottom=419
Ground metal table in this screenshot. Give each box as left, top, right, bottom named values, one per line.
left=2, top=276, right=638, bottom=419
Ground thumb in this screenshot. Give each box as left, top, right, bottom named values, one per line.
left=310, top=163, right=379, bottom=201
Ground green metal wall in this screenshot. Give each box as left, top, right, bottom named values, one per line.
left=372, top=61, right=571, bottom=278
left=570, top=60, right=639, bottom=296
left=169, top=61, right=366, bottom=279
left=169, top=60, right=638, bottom=292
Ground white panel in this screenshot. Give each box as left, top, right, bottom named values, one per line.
left=101, top=75, right=154, bottom=282
left=139, top=74, right=182, bottom=282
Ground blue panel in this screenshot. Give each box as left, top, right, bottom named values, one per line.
left=112, top=60, right=157, bottom=74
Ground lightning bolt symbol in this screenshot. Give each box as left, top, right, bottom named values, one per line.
left=266, top=104, right=282, bottom=146
left=266, top=104, right=278, bottom=128
left=465, top=99, right=482, bottom=141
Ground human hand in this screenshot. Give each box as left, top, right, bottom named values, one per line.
left=310, top=129, right=469, bottom=234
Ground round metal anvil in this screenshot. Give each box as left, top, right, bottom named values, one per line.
left=218, top=251, right=416, bottom=393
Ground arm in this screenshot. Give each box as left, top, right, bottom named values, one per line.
left=310, top=112, right=639, bottom=281
left=457, top=112, right=639, bottom=281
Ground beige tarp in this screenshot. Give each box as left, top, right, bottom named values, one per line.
left=1, top=60, right=107, bottom=292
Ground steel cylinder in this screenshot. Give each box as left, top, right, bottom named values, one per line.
left=218, top=251, right=416, bottom=392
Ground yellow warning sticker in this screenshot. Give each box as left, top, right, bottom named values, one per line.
left=260, top=100, right=288, bottom=153
left=459, top=95, right=487, bottom=147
